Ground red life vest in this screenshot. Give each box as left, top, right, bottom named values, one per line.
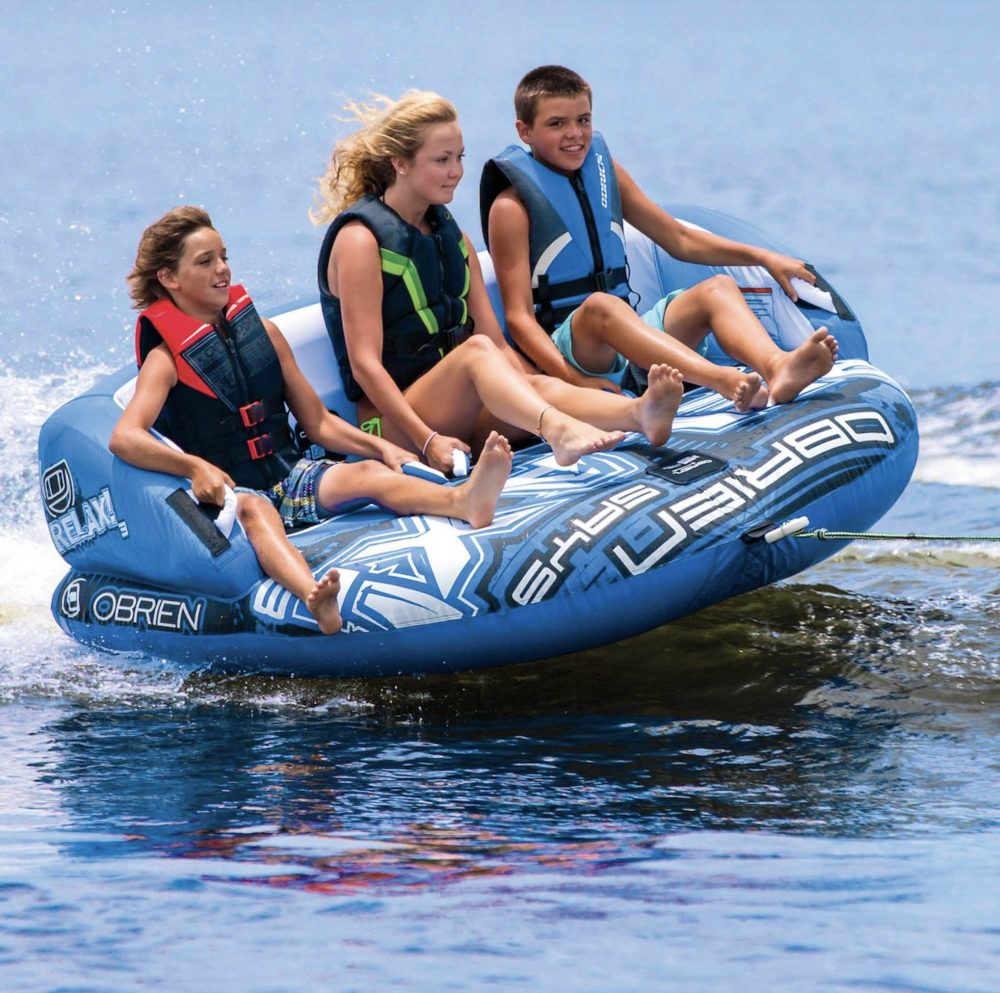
left=136, top=284, right=253, bottom=397
left=134, top=285, right=299, bottom=489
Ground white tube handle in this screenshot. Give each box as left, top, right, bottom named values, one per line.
left=764, top=516, right=810, bottom=544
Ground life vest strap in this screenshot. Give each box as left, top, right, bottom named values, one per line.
left=386, top=321, right=472, bottom=357
left=211, top=396, right=286, bottom=435
left=246, top=434, right=275, bottom=461
left=239, top=400, right=267, bottom=428
left=534, top=266, right=629, bottom=304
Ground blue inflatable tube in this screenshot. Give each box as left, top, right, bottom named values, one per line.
left=38, top=207, right=918, bottom=677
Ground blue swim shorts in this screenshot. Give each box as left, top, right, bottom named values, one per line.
left=551, top=288, right=703, bottom=387
left=639, top=288, right=708, bottom=357
left=551, top=309, right=629, bottom=385
left=241, top=457, right=338, bottom=529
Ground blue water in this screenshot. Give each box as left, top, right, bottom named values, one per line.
left=2, top=2, right=999, bottom=990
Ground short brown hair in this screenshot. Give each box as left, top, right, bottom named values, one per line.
left=514, top=65, right=592, bottom=125
left=127, top=206, right=215, bottom=310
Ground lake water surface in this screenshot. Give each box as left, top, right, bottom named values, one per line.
left=1, top=2, right=998, bottom=990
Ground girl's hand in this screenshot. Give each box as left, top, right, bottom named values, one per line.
left=424, top=432, right=470, bottom=476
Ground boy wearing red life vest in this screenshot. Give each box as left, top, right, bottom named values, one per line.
left=112, top=207, right=512, bottom=635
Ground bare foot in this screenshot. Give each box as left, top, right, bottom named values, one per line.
left=454, top=431, right=513, bottom=528
left=634, top=363, right=684, bottom=446
left=725, top=370, right=764, bottom=413
left=749, top=383, right=770, bottom=409
left=540, top=407, right=626, bottom=466
left=306, top=568, right=342, bottom=635
left=768, top=327, right=838, bottom=403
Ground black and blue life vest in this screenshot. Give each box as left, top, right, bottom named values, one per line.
left=135, top=285, right=298, bottom=490
left=479, top=132, right=631, bottom=332
left=318, top=195, right=471, bottom=402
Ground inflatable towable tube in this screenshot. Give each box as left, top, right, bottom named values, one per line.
left=39, top=206, right=918, bottom=677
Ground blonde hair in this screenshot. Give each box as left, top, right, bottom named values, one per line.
left=127, top=206, right=215, bottom=310
left=310, top=90, right=459, bottom=225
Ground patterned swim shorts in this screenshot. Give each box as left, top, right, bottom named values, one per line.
left=239, top=457, right=338, bottom=529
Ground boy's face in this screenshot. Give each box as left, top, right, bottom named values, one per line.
left=157, top=227, right=231, bottom=323
left=516, top=94, right=593, bottom=175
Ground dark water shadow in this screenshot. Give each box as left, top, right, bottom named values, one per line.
left=29, top=578, right=999, bottom=900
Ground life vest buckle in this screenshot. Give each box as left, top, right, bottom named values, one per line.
left=436, top=326, right=459, bottom=354
left=594, top=269, right=610, bottom=292
left=239, top=400, right=266, bottom=428
left=247, top=434, right=274, bottom=460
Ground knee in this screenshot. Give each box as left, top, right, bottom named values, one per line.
left=236, top=492, right=273, bottom=529
left=448, top=334, right=496, bottom=374
left=702, top=273, right=740, bottom=300
left=577, top=291, right=624, bottom=327
left=342, top=459, right=393, bottom=493
left=353, top=459, right=391, bottom=483
left=458, top=335, right=499, bottom=362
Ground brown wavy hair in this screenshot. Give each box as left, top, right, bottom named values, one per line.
left=127, top=206, right=215, bottom=310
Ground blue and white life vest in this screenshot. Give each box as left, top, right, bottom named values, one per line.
left=135, top=285, right=298, bottom=490
left=479, top=133, right=630, bottom=331
left=318, top=196, right=471, bottom=402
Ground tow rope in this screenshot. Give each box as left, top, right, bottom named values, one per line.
left=795, top=528, right=1000, bottom=543
left=757, top=515, right=1000, bottom=545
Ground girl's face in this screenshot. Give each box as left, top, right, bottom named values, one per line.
left=396, top=121, right=465, bottom=205
left=158, top=227, right=231, bottom=322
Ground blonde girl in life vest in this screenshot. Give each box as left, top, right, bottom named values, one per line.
left=313, top=91, right=686, bottom=477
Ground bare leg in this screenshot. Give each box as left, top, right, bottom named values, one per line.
left=570, top=291, right=765, bottom=411
left=317, top=435, right=513, bottom=528
left=658, top=275, right=838, bottom=403
left=396, top=336, right=624, bottom=464
left=529, top=363, right=684, bottom=446
left=237, top=493, right=342, bottom=634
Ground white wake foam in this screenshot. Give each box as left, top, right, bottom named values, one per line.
left=912, top=383, right=999, bottom=489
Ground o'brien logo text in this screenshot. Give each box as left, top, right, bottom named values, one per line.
left=42, top=460, right=129, bottom=555
left=669, top=454, right=714, bottom=477
left=91, top=588, right=204, bottom=633
left=510, top=409, right=896, bottom=604
left=596, top=152, right=608, bottom=209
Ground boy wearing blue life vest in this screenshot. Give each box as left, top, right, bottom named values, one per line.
left=482, top=65, right=838, bottom=410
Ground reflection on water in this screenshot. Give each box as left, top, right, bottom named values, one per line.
left=5, top=577, right=984, bottom=911
left=3, top=505, right=998, bottom=991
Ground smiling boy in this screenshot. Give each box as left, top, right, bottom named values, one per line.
left=112, top=207, right=514, bottom=635
left=481, top=65, right=838, bottom=409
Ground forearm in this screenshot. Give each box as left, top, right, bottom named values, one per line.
left=507, top=315, right=577, bottom=381
left=664, top=224, right=809, bottom=298
left=672, top=226, right=768, bottom=267
left=109, top=426, right=208, bottom=480
left=310, top=414, right=392, bottom=461
left=353, top=363, right=434, bottom=451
